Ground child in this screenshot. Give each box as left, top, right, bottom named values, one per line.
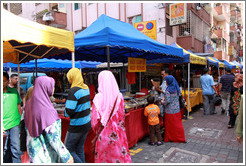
left=144, top=96, right=163, bottom=146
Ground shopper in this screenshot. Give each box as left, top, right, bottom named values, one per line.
left=24, top=76, right=73, bottom=163
left=3, top=72, right=22, bottom=163
left=235, top=95, right=243, bottom=143
left=144, top=96, right=163, bottom=146
left=228, top=73, right=243, bottom=128
left=91, top=70, right=132, bottom=163
left=64, top=68, right=91, bottom=163
left=162, top=75, right=186, bottom=143
left=219, top=68, right=235, bottom=114
left=200, top=67, right=217, bottom=115
left=9, top=73, right=26, bottom=107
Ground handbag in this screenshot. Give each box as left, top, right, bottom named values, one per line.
left=20, top=120, right=27, bottom=152
left=213, top=94, right=222, bottom=106
left=179, top=95, right=186, bottom=109
left=91, top=96, right=118, bottom=154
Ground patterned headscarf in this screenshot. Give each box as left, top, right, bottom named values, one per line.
left=67, top=68, right=88, bottom=89
left=24, top=76, right=60, bottom=137
left=233, top=73, right=243, bottom=88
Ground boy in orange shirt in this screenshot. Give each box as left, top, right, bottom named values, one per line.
left=144, top=96, right=163, bottom=146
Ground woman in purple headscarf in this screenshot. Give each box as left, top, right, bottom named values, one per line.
left=161, top=75, right=186, bottom=143
left=24, top=76, right=73, bottom=163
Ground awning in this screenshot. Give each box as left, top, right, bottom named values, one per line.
left=172, top=43, right=207, bottom=65
left=207, top=57, right=225, bottom=68
left=220, top=60, right=238, bottom=69
left=232, top=60, right=243, bottom=69
left=211, top=57, right=225, bottom=68
left=2, top=9, right=75, bottom=64
left=3, top=59, right=101, bottom=72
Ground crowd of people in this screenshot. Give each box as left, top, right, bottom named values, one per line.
left=2, top=65, right=243, bottom=163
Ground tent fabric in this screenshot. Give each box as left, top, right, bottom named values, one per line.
left=220, top=60, right=238, bottom=69
left=232, top=60, right=243, bottom=69
left=51, top=14, right=183, bottom=63
left=3, top=9, right=74, bottom=64
left=207, top=57, right=220, bottom=68
left=173, top=43, right=207, bottom=65
left=3, top=59, right=101, bottom=72
left=211, top=57, right=225, bottom=68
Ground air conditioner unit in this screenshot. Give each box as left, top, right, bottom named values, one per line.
left=42, top=12, right=54, bottom=21
left=157, top=3, right=165, bottom=9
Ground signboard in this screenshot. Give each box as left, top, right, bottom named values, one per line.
left=128, top=57, right=146, bottom=72
left=134, top=20, right=157, bottom=40
left=228, top=46, right=233, bottom=55
left=170, top=3, right=187, bottom=26
left=204, top=44, right=214, bottom=53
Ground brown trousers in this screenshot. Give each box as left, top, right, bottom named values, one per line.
left=149, top=124, right=162, bottom=143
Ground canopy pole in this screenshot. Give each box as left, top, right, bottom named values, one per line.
left=187, top=63, right=190, bottom=119
left=139, top=72, right=141, bottom=92
left=218, top=67, right=220, bottom=81
left=35, top=59, right=37, bottom=78
left=17, top=63, right=20, bottom=93
left=72, top=52, right=75, bottom=68
left=182, top=64, right=186, bottom=101
left=107, top=46, right=110, bottom=70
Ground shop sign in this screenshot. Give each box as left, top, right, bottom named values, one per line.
left=228, top=46, right=233, bottom=55
left=204, top=44, right=214, bottom=53
left=190, top=55, right=207, bottom=65
left=170, top=3, right=187, bottom=26
left=128, top=57, right=146, bottom=72
left=134, top=20, right=157, bottom=40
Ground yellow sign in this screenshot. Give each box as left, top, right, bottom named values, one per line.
left=170, top=3, right=187, bottom=26
left=134, top=20, right=157, bottom=40
left=228, top=46, right=233, bottom=55
left=189, top=55, right=207, bottom=65
left=128, top=57, right=146, bottom=72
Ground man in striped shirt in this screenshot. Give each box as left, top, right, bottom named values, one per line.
left=219, top=68, right=235, bottom=114
left=64, top=68, right=91, bottom=163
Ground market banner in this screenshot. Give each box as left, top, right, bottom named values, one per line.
left=170, top=3, right=187, bottom=26
left=128, top=57, right=146, bottom=72
left=134, top=20, right=157, bottom=40
left=189, top=55, right=207, bottom=65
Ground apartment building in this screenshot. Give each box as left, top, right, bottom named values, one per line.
left=3, top=2, right=243, bottom=62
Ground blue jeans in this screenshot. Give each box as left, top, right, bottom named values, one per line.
left=64, top=130, right=89, bottom=163
left=3, top=125, right=22, bottom=163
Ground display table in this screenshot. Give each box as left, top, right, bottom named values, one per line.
left=59, top=108, right=163, bottom=163
left=182, top=88, right=203, bottom=112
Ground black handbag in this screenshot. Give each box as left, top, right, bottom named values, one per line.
left=213, top=94, right=222, bottom=106
left=179, top=95, right=186, bottom=109
left=20, top=120, right=27, bottom=152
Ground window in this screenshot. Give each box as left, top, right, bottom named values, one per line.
left=35, top=3, right=41, bottom=6
left=166, top=18, right=173, bottom=37
left=128, top=15, right=142, bottom=25
left=74, top=3, right=80, bottom=10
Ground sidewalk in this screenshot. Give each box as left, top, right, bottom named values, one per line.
left=130, top=106, right=244, bottom=163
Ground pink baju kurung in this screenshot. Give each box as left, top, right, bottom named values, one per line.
left=91, top=70, right=131, bottom=163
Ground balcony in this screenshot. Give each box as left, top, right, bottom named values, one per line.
left=214, top=50, right=229, bottom=60
left=213, top=5, right=230, bottom=22
left=212, top=29, right=230, bottom=43
left=40, top=11, right=67, bottom=29
left=176, top=35, right=204, bottom=53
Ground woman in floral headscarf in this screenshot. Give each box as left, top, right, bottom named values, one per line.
left=91, top=70, right=131, bottom=163
left=24, top=76, right=73, bottom=163
left=228, top=73, right=243, bottom=128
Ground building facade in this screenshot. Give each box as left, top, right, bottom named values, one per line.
left=3, top=2, right=243, bottom=62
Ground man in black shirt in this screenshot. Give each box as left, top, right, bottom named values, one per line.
left=219, top=68, right=235, bottom=114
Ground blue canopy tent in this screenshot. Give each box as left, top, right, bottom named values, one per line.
left=220, top=60, right=237, bottom=69
left=232, top=60, right=243, bottom=69
left=50, top=14, right=183, bottom=66
left=3, top=58, right=101, bottom=72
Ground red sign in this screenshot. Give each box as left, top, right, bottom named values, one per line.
left=136, top=24, right=144, bottom=31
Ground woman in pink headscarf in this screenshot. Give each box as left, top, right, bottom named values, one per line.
left=91, top=70, right=131, bottom=163
left=24, top=76, right=73, bottom=163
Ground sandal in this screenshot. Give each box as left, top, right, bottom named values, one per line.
left=148, top=142, right=155, bottom=146
left=157, top=141, right=163, bottom=146
left=228, top=125, right=233, bottom=128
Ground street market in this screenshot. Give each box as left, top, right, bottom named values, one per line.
left=2, top=2, right=244, bottom=164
